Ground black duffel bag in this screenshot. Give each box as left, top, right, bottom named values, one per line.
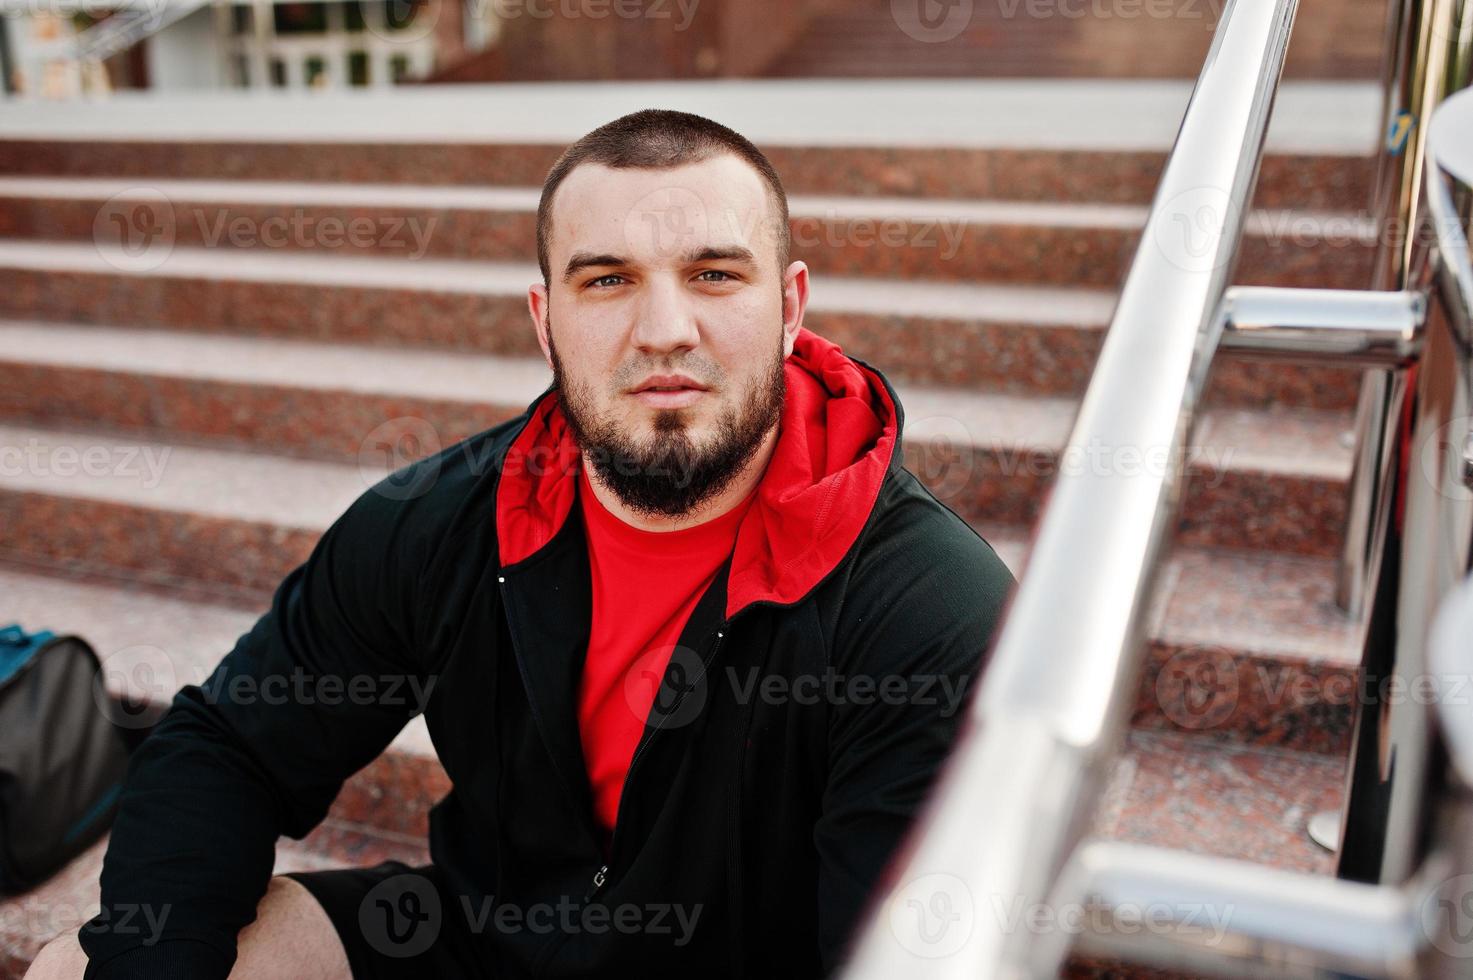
left=0, top=623, right=131, bottom=893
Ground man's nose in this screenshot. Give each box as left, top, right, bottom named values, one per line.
left=629, top=276, right=701, bottom=355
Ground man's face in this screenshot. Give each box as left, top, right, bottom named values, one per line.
left=529, top=153, right=808, bottom=517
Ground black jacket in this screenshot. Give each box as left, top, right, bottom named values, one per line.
left=79, top=328, right=1015, bottom=978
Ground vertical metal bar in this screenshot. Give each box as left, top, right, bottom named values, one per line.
left=836, top=2, right=1300, bottom=976
left=0, top=13, right=15, bottom=97
left=1337, top=0, right=1452, bottom=618
left=1337, top=0, right=1473, bottom=884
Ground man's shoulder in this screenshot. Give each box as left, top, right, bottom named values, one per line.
left=827, top=465, right=1016, bottom=670
left=335, top=411, right=533, bottom=567
left=854, top=465, right=1015, bottom=596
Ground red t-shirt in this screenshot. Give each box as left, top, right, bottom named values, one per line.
left=576, top=465, right=757, bottom=856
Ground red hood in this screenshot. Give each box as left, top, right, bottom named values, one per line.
left=496, top=327, right=900, bottom=618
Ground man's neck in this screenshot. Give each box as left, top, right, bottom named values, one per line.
left=582, top=424, right=780, bottom=533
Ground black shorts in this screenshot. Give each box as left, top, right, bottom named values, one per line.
left=282, top=860, right=492, bottom=980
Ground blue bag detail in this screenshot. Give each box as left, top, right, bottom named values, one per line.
left=0, top=624, right=56, bottom=688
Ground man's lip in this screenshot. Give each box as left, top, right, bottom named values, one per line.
left=630, top=375, right=709, bottom=393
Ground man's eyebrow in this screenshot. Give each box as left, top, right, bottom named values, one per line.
left=560, top=245, right=758, bottom=284
left=685, top=245, right=756, bottom=265
left=562, top=252, right=627, bottom=283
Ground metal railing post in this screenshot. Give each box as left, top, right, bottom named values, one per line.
left=1335, top=0, right=1473, bottom=884
left=836, top=2, right=1300, bottom=976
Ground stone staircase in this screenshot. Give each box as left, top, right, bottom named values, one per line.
left=0, top=80, right=1380, bottom=977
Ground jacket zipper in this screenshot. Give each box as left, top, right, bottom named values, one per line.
left=584, top=621, right=730, bottom=903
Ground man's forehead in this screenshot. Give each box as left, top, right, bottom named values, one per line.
left=550, top=155, right=776, bottom=265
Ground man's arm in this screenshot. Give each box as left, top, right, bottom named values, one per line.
left=78, top=466, right=446, bottom=979
left=813, top=494, right=1015, bottom=975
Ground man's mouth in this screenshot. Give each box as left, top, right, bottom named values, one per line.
left=629, top=374, right=710, bottom=408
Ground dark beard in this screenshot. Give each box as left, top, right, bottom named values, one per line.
left=549, top=331, right=786, bottom=519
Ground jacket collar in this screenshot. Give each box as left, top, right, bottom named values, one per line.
left=495, top=327, right=902, bottom=618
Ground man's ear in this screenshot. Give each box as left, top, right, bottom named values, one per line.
left=781, top=260, right=810, bottom=359
left=528, top=282, right=552, bottom=369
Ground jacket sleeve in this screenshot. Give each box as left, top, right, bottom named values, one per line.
left=813, top=494, right=1015, bottom=976
left=78, top=463, right=448, bottom=979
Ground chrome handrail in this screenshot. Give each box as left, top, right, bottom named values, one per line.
left=838, top=1, right=1301, bottom=976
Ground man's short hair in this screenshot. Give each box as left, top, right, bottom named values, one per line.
left=536, top=108, right=792, bottom=286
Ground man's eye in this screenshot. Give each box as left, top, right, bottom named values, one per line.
left=696, top=270, right=735, bottom=282
left=589, top=274, right=625, bottom=288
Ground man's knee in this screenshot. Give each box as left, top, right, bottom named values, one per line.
left=24, top=929, right=86, bottom=980
left=231, top=874, right=350, bottom=979
left=23, top=877, right=348, bottom=980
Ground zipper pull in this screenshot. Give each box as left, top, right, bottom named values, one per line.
left=584, top=864, right=609, bottom=902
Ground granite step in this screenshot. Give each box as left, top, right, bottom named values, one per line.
left=982, top=528, right=1364, bottom=759
left=0, top=79, right=1376, bottom=209
left=0, top=323, right=1354, bottom=558
left=1062, top=730, right=1350, bottom=978
left=0, top=243, right=1364, bottom=410
left=0, top=823, right=431, bottom=980
left=0, top=137, right=1372, bottom=212
left=0, top=385, right=1358, bottom=756
left=0, top=529, right=1351, bottom=977
left=0, top=723, right=1344, bottom=980
left=0, top=178, right=1377, bottom=290
left=0, top=559, right=449, bottom=840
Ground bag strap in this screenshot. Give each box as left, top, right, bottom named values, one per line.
left=0, top=622, right=59, bottom=687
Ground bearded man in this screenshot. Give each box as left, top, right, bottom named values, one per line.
left=31, top=109, right=1014, bottom=980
